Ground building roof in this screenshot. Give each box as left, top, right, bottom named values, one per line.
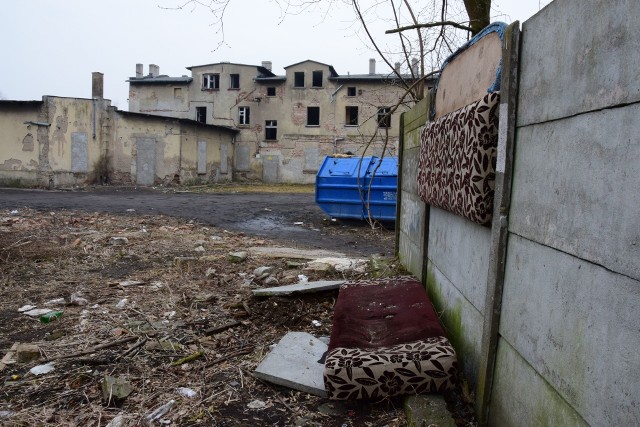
left=254, top=75, right=287, bottom=83
left=127, top=75, right=193, bottom=84
left=284, top=60, right=339, bottom=77
left=329, top=73, right=421, bottom=83
left=115, top=109, right=239, bottom=133
left=186, top=62, right=277, bottom=78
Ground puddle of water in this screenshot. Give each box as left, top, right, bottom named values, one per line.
left=237, top=216, right=304, bottom=233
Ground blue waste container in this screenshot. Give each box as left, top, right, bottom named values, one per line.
left=315, top=156, right=398, bottom=222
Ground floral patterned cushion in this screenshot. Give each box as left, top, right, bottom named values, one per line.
left=417, top=91, right=500, bottom=225
left=324, top=336, right=458, bottom=400
left=323, top=277, right=458, bottom=400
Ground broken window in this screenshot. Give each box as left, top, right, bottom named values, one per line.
left=202, top=73, right=220, bottom=90
left=294, top=72, right=305, bottom=88
left=267, top=87, right=276, bottom=97
left=265, top=120, right=278, bottom=140
left=377, top=107, right=391, bottom=128
left=345, top=106, right=359, bottom=126
left=312, top=71, right=323, bottom=88
left=307, top=107, right=320, bottom=126
left=239, top=106, right=250, bottom=125
left=230, top=74, right=240, bottom=89
left=347, top=86, right=357, bottom=97
left=196, top=107, right=207, bottom=123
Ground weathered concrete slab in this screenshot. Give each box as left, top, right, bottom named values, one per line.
left=518, top=0, right=640, bottom=126
left=428, top=207, right=490, bottom=312
left=252, top=280, right=344, bottom=297
left=510, top=104, right=640, bottom=280
left=249, top=247, right=346, bottom=260
left=426, top=261, right=483, bottom=389
left=500, top=235, right=640, bottom=426
left=490, top=339, right=588, bottom=427
left=404, top=394, right=456, bottom=427
left=254, top=332, right=327, bottom=397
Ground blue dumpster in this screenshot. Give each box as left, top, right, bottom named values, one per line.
left=315, top=156, right=398, bottom=222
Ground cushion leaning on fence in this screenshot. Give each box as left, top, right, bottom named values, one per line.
left=417, top=91, right=500, bottom=226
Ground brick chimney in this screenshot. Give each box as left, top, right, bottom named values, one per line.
left=261, top=61, right=272, bottom=71
left=136, top=63, right=143, bottom=78
left=92, top=72, right=104, bottom=99
left=369, top=58, right=376, bottom=75
left=411, top=57, right=419, bottom=75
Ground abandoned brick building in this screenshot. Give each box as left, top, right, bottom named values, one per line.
left=128, top=59, right=422, bottom=183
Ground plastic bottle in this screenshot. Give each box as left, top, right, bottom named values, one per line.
left=40, top=311, right=63, bottom=323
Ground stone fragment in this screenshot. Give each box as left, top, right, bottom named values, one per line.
left=253, top=266, right=274, bottom=280
left=15, top=344, right=40, bottom=363
left=254, top=332, right=328, bottom=397
left=252, top=280, right=344, bottom=297
left=404, top=394, right=456, bottom=427
left=110, top=237, right=129, bottom=246
left=228, top=251, right=248, bottom=263
left=102, top=375, right=133, bottom=403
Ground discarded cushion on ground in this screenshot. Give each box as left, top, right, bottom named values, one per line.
left=323, top=277, right=458, bottom=400
left=417, top=91, right=500, bottom=226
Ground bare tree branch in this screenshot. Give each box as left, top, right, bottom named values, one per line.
left=385, top=20, right=472, bottom=34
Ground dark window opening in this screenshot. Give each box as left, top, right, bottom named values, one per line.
left=196, top=107, right=207, bottom=123
left=239, top=106, right=250, bottom=125
left=230, top=74, right=240, bottom=89
left=345, top=106, right=359, bottom=126
left=294, top=72, right=305, bottom=88
left=265, top=120, right=278, bottom=140
left=307, top=107, right=320, bottom=126
left=267, top=87, right=276, bottom=97
left=347, top=86, right=357, bottom=97
left=312, top=70, right=323, bottom=87
left=202, top=74, right=219, bottom=89
left=377, top=107, right=391, bottom=128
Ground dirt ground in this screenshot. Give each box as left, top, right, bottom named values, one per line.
left=0, top=186, right=395, bottom=258
left=0, top=187, right=476, bottom=426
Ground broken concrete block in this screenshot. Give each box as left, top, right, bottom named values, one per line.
left=102, top=375, right=133, bottom=403
left=15, top=344, right=40, bottom=363
left=254, top=332, right=328, bottom=397
left=253, top=266, right=274, bottom=280
left=249, top=247, right=346, bottom=260
left=304, top=257, right=369, bottom=274
left=228, top=251, right=248, bottom=263
left=252, top=280, right=344, bottom=297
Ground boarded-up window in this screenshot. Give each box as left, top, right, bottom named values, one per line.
left=71, top=132, right=88, bottom=172
left=197, top=140, right=207, bottom=174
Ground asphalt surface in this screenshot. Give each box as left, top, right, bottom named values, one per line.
left=0, top=187, right=395, bottom=257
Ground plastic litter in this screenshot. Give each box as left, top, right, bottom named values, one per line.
left=116, top=299, right=128, bottom=309
left=30, top=363, right=55, bottom=376
left=177, top=387, right=197, bottom=398
left=144, top=400, right=175, bottom=425
left=18, top=305, right=36, bottom=312
left=247, top=399, right=267, bottom=409
left=40, top=311, right=63, bottom=323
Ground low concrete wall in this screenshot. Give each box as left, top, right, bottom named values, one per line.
left=398, top=0, right=640, bottom=423
left=489, top=0, right=640, bottom=424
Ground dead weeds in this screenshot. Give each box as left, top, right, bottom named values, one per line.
left=0, top=208, right=409, bottom=426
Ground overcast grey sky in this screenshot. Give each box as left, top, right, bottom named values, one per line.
left=1, top=0, right=550, bottom=108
